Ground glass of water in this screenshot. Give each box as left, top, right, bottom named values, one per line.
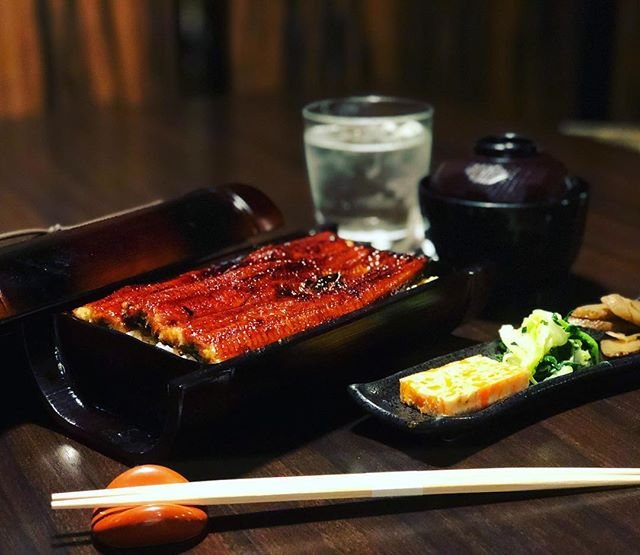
left=303, top=96, right=433, bottom=252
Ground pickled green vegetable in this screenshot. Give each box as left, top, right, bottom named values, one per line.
left=499, top=309, right=600, bottom=384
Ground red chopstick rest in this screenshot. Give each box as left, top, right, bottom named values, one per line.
left=90, top=465, right=208, bottom=549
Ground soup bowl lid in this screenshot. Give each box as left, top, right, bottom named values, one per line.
left=426, top=133, right=570, bottom=204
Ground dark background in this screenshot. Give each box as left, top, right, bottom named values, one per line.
left=1, top=0, right=638, bottom=126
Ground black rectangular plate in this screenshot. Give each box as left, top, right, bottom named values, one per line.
left=349, top=340, right=640, bottom=437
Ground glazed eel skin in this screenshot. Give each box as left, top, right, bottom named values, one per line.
left=73, top=231, right=427, bottom=363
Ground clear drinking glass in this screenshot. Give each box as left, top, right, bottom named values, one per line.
left=303, top=96, right=433, bottom=252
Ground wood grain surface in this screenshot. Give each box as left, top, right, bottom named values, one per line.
left=0, top=0, right=177, bottom=118
left=1, top=1, right=634, bottom=123
left=0, top=96, right=639, bottom=553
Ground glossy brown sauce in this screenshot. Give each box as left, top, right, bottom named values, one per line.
left=75, top=232, right=427, bottom=363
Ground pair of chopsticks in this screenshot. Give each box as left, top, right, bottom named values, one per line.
left=52, top=467, right=640, bottom=510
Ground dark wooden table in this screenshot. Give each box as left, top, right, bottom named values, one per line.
left=1, top=96, right=639, bottom=554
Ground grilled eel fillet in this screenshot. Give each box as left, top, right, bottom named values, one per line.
left=73, top=231, right=427, bottom=363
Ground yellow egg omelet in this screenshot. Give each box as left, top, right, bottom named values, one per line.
left=399, top=354, right=529, bottom=416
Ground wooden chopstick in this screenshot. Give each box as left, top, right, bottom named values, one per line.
left=51, top=467, right=640, bottom=510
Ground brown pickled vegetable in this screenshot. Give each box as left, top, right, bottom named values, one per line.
left=570, top=303, right=615, bottom=321
left=601, top=332, right=640, bottom=358
left=571, top=294, right=640, bottom=358
left=565, top=315, right=636, bottom=334
left=601, top=294, right=640, bottom=327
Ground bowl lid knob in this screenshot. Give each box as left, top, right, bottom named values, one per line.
left=474, top=133, right=538, bottom=158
